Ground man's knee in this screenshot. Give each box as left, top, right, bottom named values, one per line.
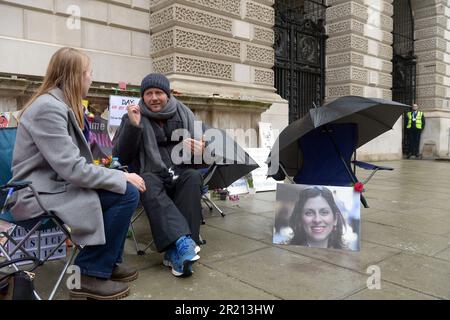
left=142, top=172, right=164, bottom=187
left=141, top=173, right=166, bottom=197
left=181, top=169, right=203, bottom=186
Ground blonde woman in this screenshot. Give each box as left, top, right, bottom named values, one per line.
left=10, top=47, right=146, bottom=300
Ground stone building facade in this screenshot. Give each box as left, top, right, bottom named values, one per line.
left=0, top=0, right=449, bottom=158
left=326, top=0, right=450, bottom=159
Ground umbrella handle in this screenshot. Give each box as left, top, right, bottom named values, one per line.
left=279, top=164, right=295, bottom=184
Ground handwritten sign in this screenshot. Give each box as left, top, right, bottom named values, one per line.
left=245, top=148, right=282, bottom=192
left=259, top=122, right=278, bottom=149
left=109, top=95, right=140, bottom=127
left=227, top=178, right=249, bottom=196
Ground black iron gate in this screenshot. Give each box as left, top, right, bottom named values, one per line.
left=274, top=0, right=327, bottom=123
left=392, top=0, right=416, bottom=154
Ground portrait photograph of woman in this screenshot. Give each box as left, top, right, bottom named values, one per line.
left=273, top=184, right=360, bottom=251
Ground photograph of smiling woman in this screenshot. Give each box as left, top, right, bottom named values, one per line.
left=289, top=186, right=347, bottom=250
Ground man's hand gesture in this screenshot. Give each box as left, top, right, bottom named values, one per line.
left=127, top=104, right=141, bottom=126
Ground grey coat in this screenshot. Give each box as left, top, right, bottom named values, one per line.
left=10, top=88, right=127, bottom=246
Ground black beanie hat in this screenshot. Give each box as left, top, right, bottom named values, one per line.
left=140, top=73, right=171, bottom=97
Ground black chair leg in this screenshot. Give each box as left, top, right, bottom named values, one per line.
left=361, top=194, right=369, bottom=208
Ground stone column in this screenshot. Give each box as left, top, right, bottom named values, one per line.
left=413, top=0, right=450, bottom=158
left=149, top=0, right=286, bottom=145
left=326, top=0, right=400, bottom=160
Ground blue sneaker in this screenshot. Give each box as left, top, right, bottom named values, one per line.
left=163, top=249, right=196, bottom=277
left=163, top=236, right=200, bottom=277
left=186, top=235, right=201, bottom=254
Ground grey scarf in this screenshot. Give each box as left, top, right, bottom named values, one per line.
left=138, top=96, right=200, bottom=175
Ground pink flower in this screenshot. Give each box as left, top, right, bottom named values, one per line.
left=87, top=113, right=95, bottom=123
left=354, top=182, right=364, bottom=193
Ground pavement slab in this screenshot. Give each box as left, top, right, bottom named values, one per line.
left=363, top=210, right=450, bottom=236
left=204, top=212, right=274, bottom=242
left=377, top=253, right=450, bottom=299
left=361, top=221, right=450, bottom=256
left=126, top=264, right=279, bottom=300
left=345, top=282, right=438, bottom=300
left=208, top=247, right=368, bottom=300
left=274, top=241, right=401, bottom=274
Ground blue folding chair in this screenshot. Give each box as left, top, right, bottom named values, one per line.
left=0, top=127, right=80, bottom=300
left=290, top=123, right=393, bottom=208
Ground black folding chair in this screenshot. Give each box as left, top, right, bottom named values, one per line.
left=128, top=166, right=222, bottom=255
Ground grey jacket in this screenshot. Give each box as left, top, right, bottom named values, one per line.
left=10, top=88, right=127, bottom=246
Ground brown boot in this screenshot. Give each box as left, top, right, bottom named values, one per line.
left=111, top=264, right=139, bottom=282
left=70, top=275, right=129, bottom=300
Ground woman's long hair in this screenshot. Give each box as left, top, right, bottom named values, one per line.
left=289, top=186, right=346, bottom=249
left=20, top=47, right=89, bottom=129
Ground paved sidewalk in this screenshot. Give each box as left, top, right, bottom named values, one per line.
left=33, top=160, right=450, bottom=299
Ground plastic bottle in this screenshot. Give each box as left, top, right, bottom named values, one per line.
left=109, top=157, right=121, bottom=169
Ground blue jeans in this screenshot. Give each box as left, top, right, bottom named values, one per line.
left=74, top=183, right=139, bottom=278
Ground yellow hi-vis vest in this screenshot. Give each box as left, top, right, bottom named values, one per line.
left=407, top=111, right=423, bottom=129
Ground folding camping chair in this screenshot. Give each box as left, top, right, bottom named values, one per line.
left=129, top=203, right=207, bottom=256
left=128, top=165, right=223, bottom=255
left=0, top=127, right=80, bottom=300
left=129, top=205, right=154, bottom=255
left=280, top=123, right=393, bottom=208
left=199, top=166, right=225, bottom=217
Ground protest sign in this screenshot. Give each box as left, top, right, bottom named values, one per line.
left=227, top=178, right=249, bottom=196
left=259, top=122, right=277, bottom=149
left=273, top=184, right=360, bottom=251
left=245, top=148, right=281, bottom=192
left=109, top=95, right=140, bottom=127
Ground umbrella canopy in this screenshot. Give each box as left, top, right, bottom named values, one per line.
left=202, top=127, right=259, bottom=189
left=267, top=96, right=410, bottom=177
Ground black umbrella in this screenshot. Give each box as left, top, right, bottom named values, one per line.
left=201, top=127, right=259, bottom=190
left=267, top=96, right=410, bottom=177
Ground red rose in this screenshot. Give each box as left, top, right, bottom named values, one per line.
left=354, top=182, right=364, bottom=193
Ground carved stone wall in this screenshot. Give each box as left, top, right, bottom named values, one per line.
left=150, top=0, right=278, bottom=99
left=150, top=0, right=285, bottom=138
left=326, top=0, right=394, bottom=101
left=0, top=0, right=152, bottom=90
left=325, top=0, right=401, bottom=161
left=413, top=0, right=450, bottom=157
left=325, top=0, right=450, bottom=159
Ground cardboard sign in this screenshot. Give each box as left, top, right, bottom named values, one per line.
left=245, top=148, right=281, bottom=192
left=0, top=112, right=19, bottom=128
left=259, top=122, right=278, bottom=149
left=0, top=113, right=10, bottom=128
left=227, top=178, right=249, bottom=196
left=4, top=226, right=67, bottom=265
left=89, top=115, right=113, bottom=159
left=109, top=95, right=140, bottom=127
